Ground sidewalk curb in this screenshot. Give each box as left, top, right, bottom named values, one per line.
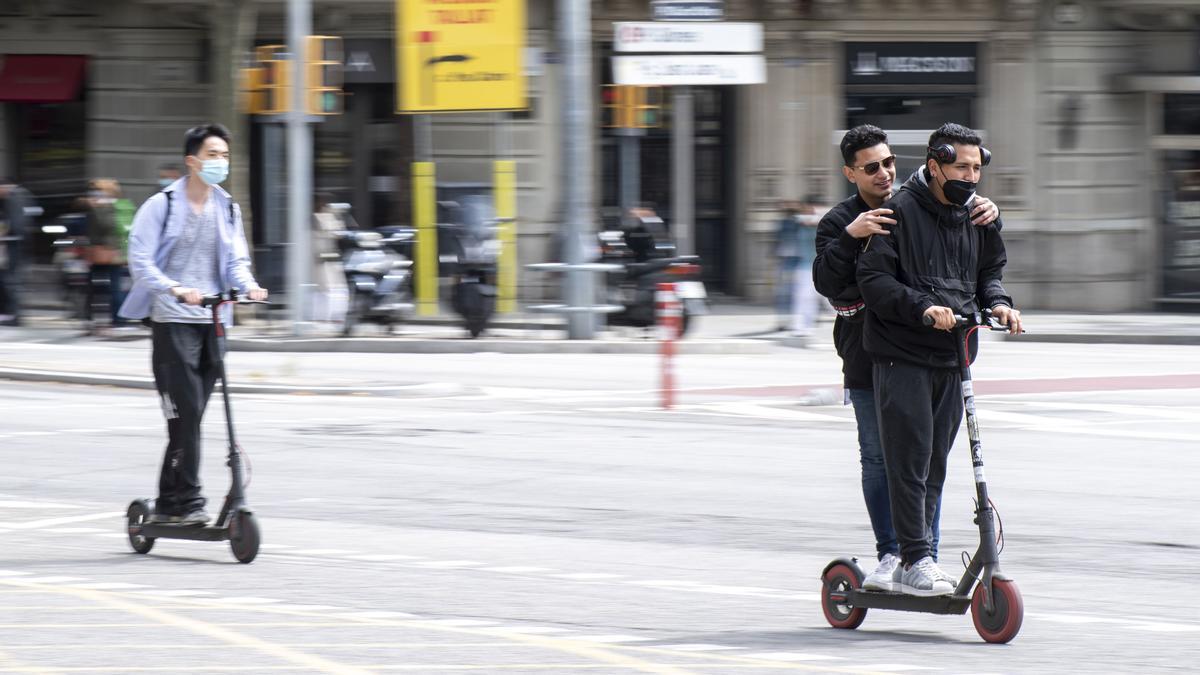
left=0, top=367, right=471, bottom=397
left=225, top=337, right=773, bottom=355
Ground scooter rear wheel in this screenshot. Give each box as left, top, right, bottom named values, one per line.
left=229, top=510, right=260, bottom=564
left=971, top=579, right=1023, bottom=643
left=821, top=563, right=867, bottom=629
left=126, top=500, right=155, bottom=555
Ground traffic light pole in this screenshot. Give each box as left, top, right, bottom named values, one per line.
left=560, top=0, right=595, bottom=339
left=671, top=86, right=695, bottom=256
left=286, top=0, right=313, bottom=334
left=618, top=129, right=641, bottom=223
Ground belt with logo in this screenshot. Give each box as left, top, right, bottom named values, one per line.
left=831, top=299, right=865, bottom=318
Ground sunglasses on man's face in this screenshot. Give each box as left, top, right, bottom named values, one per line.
left=848, top=155, right=896, bottom=176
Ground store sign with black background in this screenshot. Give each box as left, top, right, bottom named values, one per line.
left=845, top=43, right=978, bottom=86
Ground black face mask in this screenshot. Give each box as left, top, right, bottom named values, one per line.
left=933, top=167, right=977, bottom=206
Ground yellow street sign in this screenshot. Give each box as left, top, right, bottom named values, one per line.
left=396, top=0, right=526, bottom=113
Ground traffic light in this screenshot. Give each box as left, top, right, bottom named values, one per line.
left=307, top=35, right=343, bottom=115
left=601, top=85, right=663, bottom=129
left=636, top=86, right=663, bottom=128
left=255, top=44, right=289, bottom=115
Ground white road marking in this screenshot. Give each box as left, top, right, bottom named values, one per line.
left=288, top=549, right=359, bottom=556
left=658, top=644, right=741, bottom=652
left=855, top=665, right=935, bottom=672
left=68, top=582, right=150, bottom=590
left=552, top=573, right=626, bottom=581
left=18, top=576, right=87, bottom=584
left=418, top=619, right=499, bottom=628
left=334, top=611, right=421, bottom=620
left=484, top=566, right=557, bottom=574
left=490, top=626, right=576, bottom=634
left=410, top=560, right=484, bottom=569
left=345, top=554, right=423, bottom=562
left=1130, top=623, right=1200, bottom=633
left=132, top=590, right=215, bottom=598
left=210, top=596, right=285, bottom=605
left=44, top=527, right=108, bottom=534
left=0, top=571, right=30, bottom=577
left=569, top=635, right=655, bottom=644
left=747, top=652, right=844, bottom=662
left=2, top=512, right=122, bottom=530
left=0, top=500, right=85, bottom=509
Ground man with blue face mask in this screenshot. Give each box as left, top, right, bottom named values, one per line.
left=119, top=123, right=268, bottom=526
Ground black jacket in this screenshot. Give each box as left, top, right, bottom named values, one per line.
left=857, top=170, right=1012, bottom=369
left=812, top=193, right=873, bottom=389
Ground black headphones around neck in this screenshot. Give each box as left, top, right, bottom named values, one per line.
left=927, top=143, right=991, bottom=167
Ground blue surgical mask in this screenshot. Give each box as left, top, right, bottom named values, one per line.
left=197, top=159, right=229, bottom=186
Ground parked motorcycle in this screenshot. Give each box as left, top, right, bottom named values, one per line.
left=439, top=197, right=499, bottom=338
left=336, top=228, right=414, bottom=336
left=598, top=214, right=707, bottom=336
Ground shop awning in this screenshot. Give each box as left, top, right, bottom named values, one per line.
left=0, top=55, right=86, bottom=103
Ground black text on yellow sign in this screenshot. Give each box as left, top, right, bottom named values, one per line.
left=396, top=0, right=527, bottom=113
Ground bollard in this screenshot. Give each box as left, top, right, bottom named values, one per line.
left=656, top=282, right=682, bottom=410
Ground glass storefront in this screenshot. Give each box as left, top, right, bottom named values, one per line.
left=1159, top=149, right=1200, bottom=305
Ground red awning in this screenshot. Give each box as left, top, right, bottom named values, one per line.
left=0, top=55, right=86, bottom=103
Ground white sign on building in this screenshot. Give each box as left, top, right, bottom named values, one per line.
left=613, top=22, right=762, bottom=53
left=613, top=55, right=766, bottom=86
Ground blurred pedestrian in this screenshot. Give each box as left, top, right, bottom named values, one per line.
left=82, top=179, right=126, bottom=333
left=789, top=197, right=823, bottom=338
left=812, top=124, right=1001, bottom=593
left=311, top=193, right=348, bottom=325
left=118, top=123, right=268, bottom=526
left=0, top=177, right=35, bottom=326
left=157, top=164, right=183, bottom=190
left=772, top=199, right=801, bottom=331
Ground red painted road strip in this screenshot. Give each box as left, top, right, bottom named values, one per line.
left=686, top=373, right=1200, bottom=398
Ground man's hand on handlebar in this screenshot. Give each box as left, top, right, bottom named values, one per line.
left=923, top=306, right=956, bottom=331
left=990, top=305, right=1022, bottom=335
left=247, top=288, right=269, bottom=302
left=171, top=287, right=203, bottom=306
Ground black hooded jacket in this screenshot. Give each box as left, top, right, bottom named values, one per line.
left=812, top=193, right=874, bottom=389
left=857, top=169, right=1012, bottom=369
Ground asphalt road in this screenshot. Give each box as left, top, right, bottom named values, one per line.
left=1, top=338, right=1198, bottom=674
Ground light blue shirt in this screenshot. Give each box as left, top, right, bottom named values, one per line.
left=118, top=178, right=259, bottom=325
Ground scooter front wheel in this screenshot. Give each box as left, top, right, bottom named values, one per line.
left=971, top=579, right=1023, bottom=643
left=126, top=500, right=155, bottom=555
left=229, top=509, right=260, bottom=564
left=821, top=563, right=867, bottom=629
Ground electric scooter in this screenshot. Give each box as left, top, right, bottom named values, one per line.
left=820, top=308, right=1024, bottom=643
left=126, top=291, right=264, bottom=564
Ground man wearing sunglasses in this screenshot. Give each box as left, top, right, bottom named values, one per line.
left=812, top=124, right=1000, bottom=593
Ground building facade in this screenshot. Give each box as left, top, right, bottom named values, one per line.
left=1, top=0, right=1198, bottom=310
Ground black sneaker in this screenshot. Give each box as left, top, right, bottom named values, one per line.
left=179, top=508, right=212, bottom=527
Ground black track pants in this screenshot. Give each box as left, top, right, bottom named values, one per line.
left=151, top=321, right=221, bottom=514
left=873, top=359, right=963, bottom=566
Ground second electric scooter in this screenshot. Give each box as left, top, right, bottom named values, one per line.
left=820, top=308, right=1024, bottom=643
left=126, top=291, right=263, bottom=564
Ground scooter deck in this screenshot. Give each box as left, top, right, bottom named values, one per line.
left=848, top=589, right=971, bottom=615
left=133, top=523, right=230, bottom=542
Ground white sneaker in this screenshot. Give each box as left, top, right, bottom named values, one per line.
left=896, top=556, right=955, bottom=597
left=932, top=561, right=959, bottom=589
left=863, top=553, right=900, bottom=592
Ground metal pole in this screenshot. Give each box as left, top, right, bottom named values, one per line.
left=560, top=0, right=595, bottom=339
left=287, top=0, right=313, bottom=333
left=671, top=86, right=694, bottom=256
left=619, top=132, right=639, bottom=219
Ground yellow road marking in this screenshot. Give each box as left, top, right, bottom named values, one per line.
left=0, top=583, right=894, bottom=675
left=2, top=584, right=370, bottom=675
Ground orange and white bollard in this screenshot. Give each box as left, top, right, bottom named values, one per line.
left=656, top=282, right=683, bottom=410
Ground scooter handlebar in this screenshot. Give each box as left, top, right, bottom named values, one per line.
left=922, top=308, right=1011, bottom=331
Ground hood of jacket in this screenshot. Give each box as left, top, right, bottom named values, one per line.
left=900, top=168, right=973, bottom=228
